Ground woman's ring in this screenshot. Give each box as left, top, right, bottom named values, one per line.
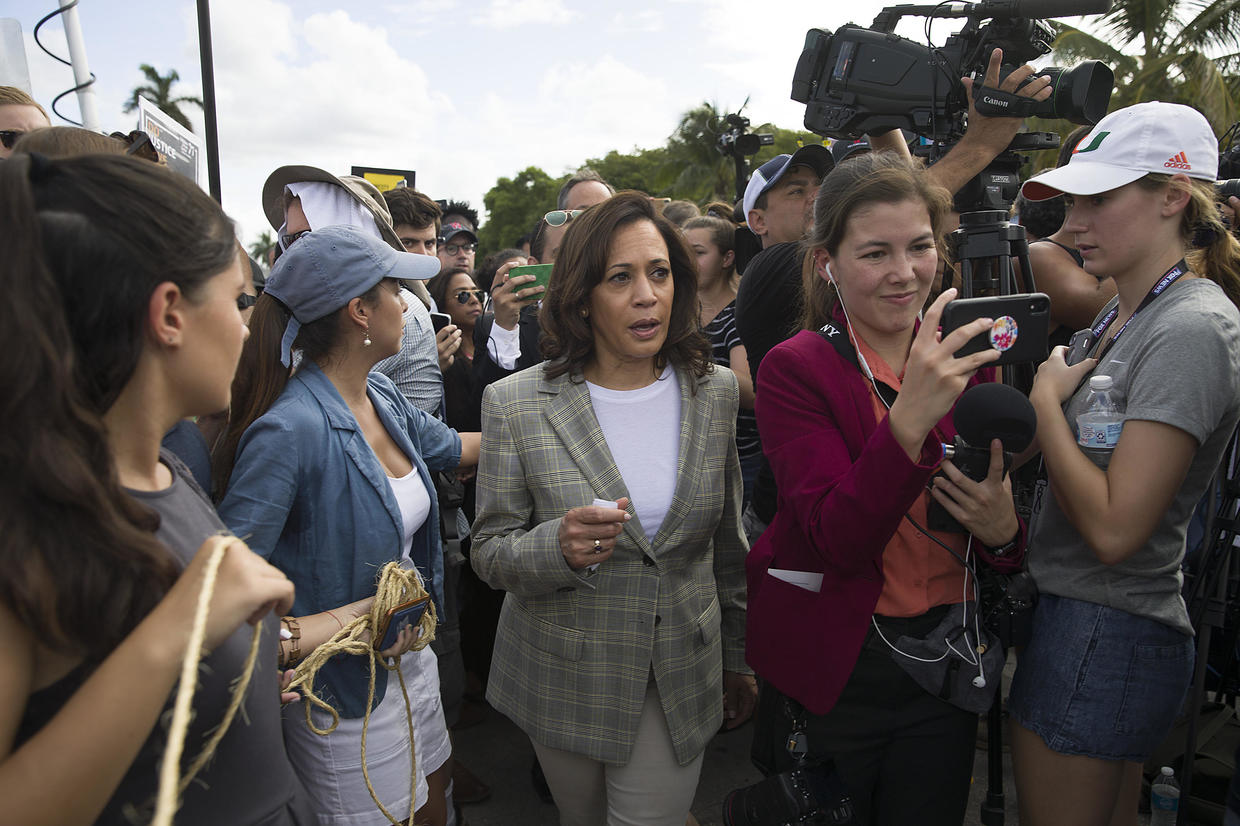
left=593, top=539, right=602, bottom=554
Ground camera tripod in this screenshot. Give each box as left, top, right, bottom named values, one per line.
left=1177, top=428, right=1240, bottom=824
left=945, top=147, right=1044, bottom=826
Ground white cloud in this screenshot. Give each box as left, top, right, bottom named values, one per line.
left=607, top=10, right=662, bottom=34
left=202, top=0, right=450, bottom=239
left=476, top=0, right=580, bottom=29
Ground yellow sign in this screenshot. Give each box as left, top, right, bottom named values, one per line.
left=351, top=166, right=417, bottom=192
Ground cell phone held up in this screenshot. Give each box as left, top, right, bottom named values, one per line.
left=939, top=293, right=1050, bottom=366
left=507, top=263, right=553, bottom=300
left=373, top=596, right=431, bottom=653
left=430, top=312, right=452, bottom=334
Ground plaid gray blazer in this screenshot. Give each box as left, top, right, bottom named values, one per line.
left=472, top=362, right=749, bottom=766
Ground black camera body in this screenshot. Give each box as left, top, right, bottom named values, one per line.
left=723, top=760, right=855, bottom=826
left=791, top=1, right=1113, bottom=142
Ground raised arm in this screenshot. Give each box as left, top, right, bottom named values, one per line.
left=0, top=538, right=292, bottom=826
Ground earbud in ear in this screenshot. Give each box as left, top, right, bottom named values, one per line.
left=824, top=261, right=835, bottom=284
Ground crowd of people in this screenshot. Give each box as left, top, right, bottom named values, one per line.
left=4, top=42, right=1240, bottom=826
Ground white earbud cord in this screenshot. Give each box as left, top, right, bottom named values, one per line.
left=832, top=262, right=988, bottom=685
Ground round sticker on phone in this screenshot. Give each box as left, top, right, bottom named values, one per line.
left=989, top=316, right=1019, bottom=352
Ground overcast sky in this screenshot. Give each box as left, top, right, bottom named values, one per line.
left=6, top=0, right=1103, bottom=245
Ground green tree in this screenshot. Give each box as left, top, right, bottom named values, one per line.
left=584, top=146, right=670, bottom=195
left=247, top=230, right=275, bottom=269
left=123, top=64, right=204, bottom=131
left=478, top=166, right=564, bottom=257
left=1052, top=1, right=1240, bottom=132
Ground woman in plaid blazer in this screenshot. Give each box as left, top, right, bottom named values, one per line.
left=472, top=192, right=755, bottom=826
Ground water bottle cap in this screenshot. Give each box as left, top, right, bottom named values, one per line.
left=1089, top=375, right=1114, bottom=391
left=1160, top=766, right=1174, bottom=776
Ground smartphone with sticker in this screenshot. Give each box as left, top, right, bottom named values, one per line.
left=508, top=263, right=553, bottom=299
left=940, top=293, right=1050, bottom=366
left=374, top=596, right=431, bottom=652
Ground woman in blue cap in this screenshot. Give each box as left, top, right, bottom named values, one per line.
left=217, top=226, right=480, bottom=826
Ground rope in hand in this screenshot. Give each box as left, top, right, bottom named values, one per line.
left=151, top=534, right=263, bottom=826
left=285, top=561, right=437, bottom=825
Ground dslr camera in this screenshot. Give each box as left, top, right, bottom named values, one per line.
left=723, top=759, right=855, bottom=826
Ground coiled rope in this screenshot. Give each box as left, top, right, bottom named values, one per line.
left=152, top=535, right=262, bottom=826
left=149, top=540, right=434, bottom=826
left=285, top=561, right=436, bottom=825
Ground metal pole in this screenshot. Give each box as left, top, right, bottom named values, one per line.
left=57, top=0, right=98, bottom=130
left=196, top=0, right=222, bottom=204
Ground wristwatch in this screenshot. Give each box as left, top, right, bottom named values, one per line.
left=985, top=537, right=1018, bottom=557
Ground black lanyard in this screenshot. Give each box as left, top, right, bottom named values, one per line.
left=818, top=322, right=899, bottom=408
left=1083, top=259, right=1188, bottom=364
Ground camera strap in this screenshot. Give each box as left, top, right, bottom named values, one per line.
left=971, top=85, right=1041, bottom=119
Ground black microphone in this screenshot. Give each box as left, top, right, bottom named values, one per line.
left=929, top=383, right=1037, bottom=533
left=976, top=0, right=1112, bottom=19
left=953, top=382, right=1037, bottom=455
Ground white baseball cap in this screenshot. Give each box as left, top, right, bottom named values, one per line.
left=1022, top=101, right=1218, bottom=202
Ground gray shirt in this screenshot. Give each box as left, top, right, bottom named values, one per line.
left=1028, top=278, right=1240, bottom=635
left=375, top=287, right=444, bottom=414
left=115, top=452, right=311, bottom=825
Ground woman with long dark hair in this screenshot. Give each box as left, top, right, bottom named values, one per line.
left=0, top=152, right=303, bottom=825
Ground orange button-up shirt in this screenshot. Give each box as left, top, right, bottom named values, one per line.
left=852, top=332, right=970, bottom=618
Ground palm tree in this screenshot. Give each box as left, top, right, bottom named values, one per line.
left=1052, top=0, right=1240, bottom=132
left=247, top=231, right=275, bottom=269
left=123, top=64, right=203, bottom=132
left=656, top=103, right=737, bottom=203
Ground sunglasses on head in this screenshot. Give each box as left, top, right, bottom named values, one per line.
left=544, top=209, right=584, bottom=227
left=109, top=130, right=160, bottom=163
left=0, top=130, right=25, bottom=150
left=454, top=289, right=486, bottom=305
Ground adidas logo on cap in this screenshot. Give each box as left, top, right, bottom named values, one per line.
left=1164, top=152, right=1192, bottom=170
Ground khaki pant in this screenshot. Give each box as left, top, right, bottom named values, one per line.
left=531, top=680, right=705, bottom=826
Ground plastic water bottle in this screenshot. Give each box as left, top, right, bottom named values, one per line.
left=1076, top=375, right=1124, bottom=460
left=1150, top=765, right=1180, bottom=825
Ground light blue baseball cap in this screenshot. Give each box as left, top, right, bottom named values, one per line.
left=264, top=225, right=440, bottom=366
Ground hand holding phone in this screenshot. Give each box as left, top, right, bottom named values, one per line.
left=374, top=596, right=431, bottom=653
left=507, top=263, right=553, bottom=300
left=430, top=312, right=452, bottom=334
left=939, top=293, right=1050, bottom=366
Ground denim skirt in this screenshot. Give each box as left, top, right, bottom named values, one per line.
left=1008, top=593, right=1194, bottom=761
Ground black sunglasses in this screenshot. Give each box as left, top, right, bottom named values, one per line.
left=454, top=289, right=486, bottom=305
left=0, top=130, right=24, bottom=150
left=236, top=293, right=258, bottom=311
left=281, top=229, right=310, bottom=250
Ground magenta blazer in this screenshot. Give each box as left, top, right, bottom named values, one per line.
left=745, top=330, right=1024, bottom=715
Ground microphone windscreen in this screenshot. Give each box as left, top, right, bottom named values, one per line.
left=953, top=383, right=1037, bottom=453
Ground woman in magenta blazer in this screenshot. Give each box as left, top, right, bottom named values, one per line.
left=745, top=152, right=1025, bottom=825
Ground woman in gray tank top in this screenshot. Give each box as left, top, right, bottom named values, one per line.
left=0, top=151, right=309, bottom=825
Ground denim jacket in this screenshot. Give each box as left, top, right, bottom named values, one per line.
left=219, top=362, right=461, bottom=717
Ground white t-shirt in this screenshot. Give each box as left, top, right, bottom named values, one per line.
left=587, top=365, right=681, bottom=543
